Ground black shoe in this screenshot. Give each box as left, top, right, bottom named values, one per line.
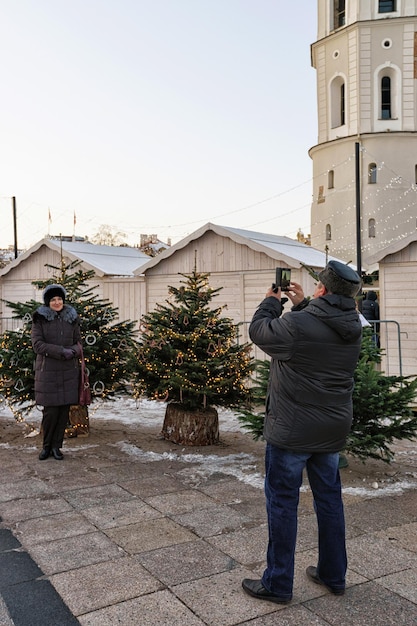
left=242, top=579, right=291, bottom=604
left=306, top=566, right=345, bottom=596
left=51, top=448, right=64, bottom=460
left=39, top=447, right=50, bottom=460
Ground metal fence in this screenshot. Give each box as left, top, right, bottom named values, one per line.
left=239, top=319, right=405, bottom=378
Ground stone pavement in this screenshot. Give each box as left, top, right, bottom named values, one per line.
left=0, top=419, right=416, bottom=626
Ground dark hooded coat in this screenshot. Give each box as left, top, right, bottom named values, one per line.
left=31, top=304, right=81, bottom=407
left=249, top=294, right=362, bottom=453
left=362, top=291, right=380, bottom=331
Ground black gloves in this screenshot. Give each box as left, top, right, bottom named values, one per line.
left=62, top=348, right=75, bottom=360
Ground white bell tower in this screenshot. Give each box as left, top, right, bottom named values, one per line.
left=310, top=1, right=417, bottom=269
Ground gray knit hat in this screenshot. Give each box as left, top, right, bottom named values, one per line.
left=318, top=260, right=361, bottom=298
left=43, top=283, right=67, bottom=306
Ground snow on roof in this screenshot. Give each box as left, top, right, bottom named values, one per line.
left=221, top=225, right=340, bottom=268
left=0, top=239, right=151, bottom=278
left=59, top=240, right=150, bottom=276
left=135, top=223, right=351, bottom=273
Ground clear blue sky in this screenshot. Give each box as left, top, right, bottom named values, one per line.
left=0, top=1, right=317, bottom=249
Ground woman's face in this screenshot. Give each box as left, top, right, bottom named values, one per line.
left=49, top=296, right=64, bottom=312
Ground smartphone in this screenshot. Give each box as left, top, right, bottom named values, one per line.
left=274, top=267, right=291, bottom=292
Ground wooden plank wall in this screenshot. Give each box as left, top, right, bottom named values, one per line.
left=0, top=245, right=147, bottom=333
left=380, top=260, right=417, bottom=378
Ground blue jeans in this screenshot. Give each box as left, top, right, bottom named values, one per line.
left=261, top=443, right=347, bottom=599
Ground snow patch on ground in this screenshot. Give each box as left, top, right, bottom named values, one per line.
left=113, top=441, right=264, bottom=489
left=2, top=397, right=417, bottom=497
left=0, top=397, right=245, bottom=432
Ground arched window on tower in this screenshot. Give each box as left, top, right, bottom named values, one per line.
left=415, top=164, right=417, bottom=185
left=333, top=0, right=345, bottom=29
left=328, top=170, right=334, bottom=189
left=379, top=1, right=396, bottom=13
left=325, top=224, right=332, bottom=241
left=330, top=77, right=346, bottom=128
left=381, top=76, right=391, bottom=119
left=368, top=163, right=377, bottom=184
left=368, top=218, right=376, bottom=238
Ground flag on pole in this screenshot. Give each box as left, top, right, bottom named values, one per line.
left=73, top=211, right=76, bottom=226
left=48, top=209, right=52, bottom=224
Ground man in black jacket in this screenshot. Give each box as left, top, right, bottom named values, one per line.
left=362, top=290, right=380, bottom=347
left=242, top=261, right=362, bottom=604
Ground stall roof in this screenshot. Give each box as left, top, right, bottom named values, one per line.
left=0, top=239, right=150, bottom=278
left=134, top=223, right=353, bottom=274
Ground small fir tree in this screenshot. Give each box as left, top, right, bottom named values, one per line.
left=0, top=260, right=138, bottom=424
left=236, top=327, right=417, bottom=463
left=348, top=327, right=417, bottom=462
left=132, top=269, right=254, bottom=445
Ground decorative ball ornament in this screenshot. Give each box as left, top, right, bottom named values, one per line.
left=92, top=380, right=105, bottom=394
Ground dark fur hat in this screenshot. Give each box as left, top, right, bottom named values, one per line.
left=43, top=283, right=67, bottom=306
left=319, top=261, right=361, bottom=298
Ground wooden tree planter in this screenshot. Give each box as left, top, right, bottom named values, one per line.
left=161, top=402, right=219, bottom=446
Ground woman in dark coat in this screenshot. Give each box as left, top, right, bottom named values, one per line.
left=32, top=284, right=81, bottom=460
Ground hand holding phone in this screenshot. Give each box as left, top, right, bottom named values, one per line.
left=273, top=267, right=291, bottom=292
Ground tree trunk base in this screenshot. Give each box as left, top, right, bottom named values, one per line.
left=67, top=405, right=90, bottom=437
left=161, top=403, right=219, bottom=446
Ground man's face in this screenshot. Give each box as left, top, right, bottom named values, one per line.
left=49, top=296, right=64, bottom=312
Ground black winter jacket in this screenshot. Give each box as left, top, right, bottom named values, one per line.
left=362, top=291, right=380, bottom=332
left=249, top=294, right=362, bottom=453
left=32, top=305, right=81, bottom=407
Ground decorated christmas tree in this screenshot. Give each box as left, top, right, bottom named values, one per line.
left=0, top=259, right=138, bottom=433
left=132, top=269, right=254, bottom=445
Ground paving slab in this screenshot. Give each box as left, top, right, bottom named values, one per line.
left=137, top=539, right=237, bottom=585
left=50, top=555, right=163, bottom=615
left=346, top=533, right=417, bottom=579
left=77, top=589, right=206, bottom=626
left=172, top=568, right=282, bottom=626
left=118, top=472, right=185, bottom=497
left=81, top=497, right=162, bottom=529
left=236, top=605, right=332, bottom=625
left=145, top=488, right=217, bottom=515
left=173, top=502, right=251, bottom=537
left=207, top=523, right=269, bottom=567
left=304, top=581, right=417, bottom=626
left=375, top=520, right=417, bottom=552
left=13, top=510, right=98, bottom=546
left=376, top=567, right=417, bottom=604
left=345, top=493, right=417, bottom=532
left=198, top=477, right=263, bottom=504
left=0, top=494, right=74, bottom=524
left=61, top=482, right=135, bottom=510
left=26, top=530, right=124, bottom=575
left=0, top=477, right=54, bottom=503
left=104, top=516, right=196, bottom=553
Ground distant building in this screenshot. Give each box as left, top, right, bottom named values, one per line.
left=310, top=1, right=417, bottom=269
left=0, top=247, right=21, bottom=269
left=139, top=234, right=171, bottom=257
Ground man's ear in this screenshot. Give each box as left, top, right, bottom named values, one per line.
left=316, top=282, right=327, bottom=296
